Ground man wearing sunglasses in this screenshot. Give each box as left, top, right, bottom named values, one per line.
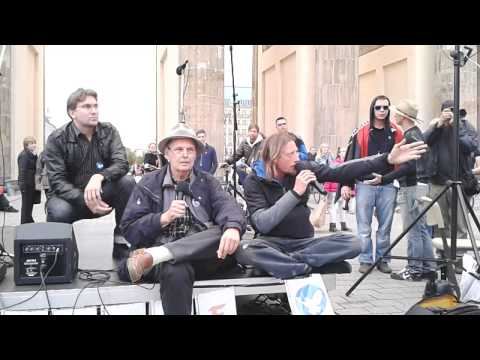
left=340, top=95, right=404, bottom=274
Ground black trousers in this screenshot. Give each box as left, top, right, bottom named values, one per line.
left=46, top=175, right=136, bottom=234
left=20, top=189, right=35, bottom=224
left=118, top=226, right=237, bottom=315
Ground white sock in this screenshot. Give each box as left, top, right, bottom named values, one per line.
left=145, top=246, right=174, bottom=266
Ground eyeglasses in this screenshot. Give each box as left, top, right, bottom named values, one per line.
left=276, top=122, right=287, bottom=127
left=374, top=105, right=389, bottom=111
left=169, top=147, right=196, bottom=156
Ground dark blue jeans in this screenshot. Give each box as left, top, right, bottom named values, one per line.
left=235, top=233, right=362, bottom=279
left=46, top=175, right=136, bottom=235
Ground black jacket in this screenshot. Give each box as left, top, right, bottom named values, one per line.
left=423, top=118, right=480, bottom=185
left=245, top=155, right=392, bottom=239
left=44, top=121, right=129, bottom=205
left=18, top=150, right=38, bottom=191
left=226, top=136, right=264, bottom=167
left=380, top=126, right=426, bottom=187
left=120, top=166, right=247, bottom=249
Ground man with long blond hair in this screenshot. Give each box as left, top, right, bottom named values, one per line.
left=235, top=132, right=427, bottom=279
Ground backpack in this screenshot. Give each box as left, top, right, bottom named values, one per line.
left=405, top=279, right=480, bottom=315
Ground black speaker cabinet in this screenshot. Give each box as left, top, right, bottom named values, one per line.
left=14, top=222, right=79, bottom=285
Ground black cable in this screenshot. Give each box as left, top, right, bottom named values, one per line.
left=40, top=267, right=52, bottom=313
left=71, top=281, right=96, bottom=315
left=73, top=269, right=114, bottom=315
left=0, top=248, right=58, bottom=311
left=96, top=286, right=109, bottom=315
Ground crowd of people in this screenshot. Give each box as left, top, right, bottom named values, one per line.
left=2, top=86, right=480, bottom=314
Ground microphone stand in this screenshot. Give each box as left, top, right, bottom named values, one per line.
left=230, top=45, right=239, bottom=200
left=177, top=60, right=189, bottom=124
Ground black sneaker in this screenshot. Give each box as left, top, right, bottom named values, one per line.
left=1, top=206, right=19, bottom=213
left=391, top=268, right=422, bottom=281
left=358, top=263, right=372, bottom=273
left=377, top=262, right=392, bottom=274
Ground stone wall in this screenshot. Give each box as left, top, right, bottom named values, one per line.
left=314, top=45, right=359, bottom=152
left=434, top=45, right=478, bottom=128
left=179, top=45, right=225, bottom=160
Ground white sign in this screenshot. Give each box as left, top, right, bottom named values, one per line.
left=285, top=274, right=335, bottom=315
left=195, top=288, right=237, bottom=315
left=460, top=252, right=480, bottom=303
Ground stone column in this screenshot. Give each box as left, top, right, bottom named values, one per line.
left=314, top=45, right=359, bottom=152
left=415, top=45, right=436, bottom=130
left=179, top=45, right=225, bottom=161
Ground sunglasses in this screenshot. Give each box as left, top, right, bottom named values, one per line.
left=374, top=105, right=389, bottom=111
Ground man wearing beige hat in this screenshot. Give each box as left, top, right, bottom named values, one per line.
left=365, top=99, right=435, bottom=281
left=118, top=122, right=246, bottom=314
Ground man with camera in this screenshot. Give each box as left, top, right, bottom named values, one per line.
left=234, top=132, right=427, bottom=280
left=423, top=100, right=480, bottom=240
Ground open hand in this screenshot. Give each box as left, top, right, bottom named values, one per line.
left=387, top=139, right=427, bottom=165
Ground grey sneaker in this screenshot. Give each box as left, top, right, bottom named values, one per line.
left=377, top=262, right=392, bottom=274
left=358, top=263, right=372, bottom=273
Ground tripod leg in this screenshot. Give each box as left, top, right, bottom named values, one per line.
left=345, top=184, right=451, bottom=296
left=457, top=184, right=480, bottom=269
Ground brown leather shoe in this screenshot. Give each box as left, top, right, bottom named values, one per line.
left=127, top=249, right=154, bottom=283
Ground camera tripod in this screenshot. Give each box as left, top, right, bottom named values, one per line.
left=346, top=45, right=480, bottom=297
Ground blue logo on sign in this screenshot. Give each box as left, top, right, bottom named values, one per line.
left=96, top=162, right=104, bottom=170
left=295, top=284, right=327, bottom=315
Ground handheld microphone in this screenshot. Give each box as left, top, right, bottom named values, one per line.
left=294, top=161, right=327, bottom=195
left=175, top=181, right=191, bottom=200
left=176, top=60, right=189, bottom=75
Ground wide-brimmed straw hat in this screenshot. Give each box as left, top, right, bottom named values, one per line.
left=158, top=122, right=204, bottom=154
left=389, top=99, right=421, bottom=123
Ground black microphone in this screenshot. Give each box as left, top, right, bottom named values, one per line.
left=176, top=60, right=189, bottom=75
left=175, top=181, right=191, bottom=200
left=294, top=161, right=327, bottom=195
left=310, top=181, right=327, bottom=196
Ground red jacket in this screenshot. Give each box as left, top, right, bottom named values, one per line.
left=324, top=158, right=342, bottom=193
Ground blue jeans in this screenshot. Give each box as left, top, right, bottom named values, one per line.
left=356, top=182, right=397, bottom=264
left=398, top=185, right=435, bottom=273
left=235, top=233, right=361, bottom=279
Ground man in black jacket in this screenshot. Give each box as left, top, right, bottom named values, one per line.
left=118, top=122, right=246, bottom=314
left=423, top=100, right=480, bottom=240
left=234, top=132, right=427, bottom=279
left=225, top=123, right=264, bottom=184
left=44, top=88, right=136, bottom=259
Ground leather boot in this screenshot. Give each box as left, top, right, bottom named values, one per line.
left=329, top=223, right=337, bottom=232
left=341, top=222, right=351, bottom=231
